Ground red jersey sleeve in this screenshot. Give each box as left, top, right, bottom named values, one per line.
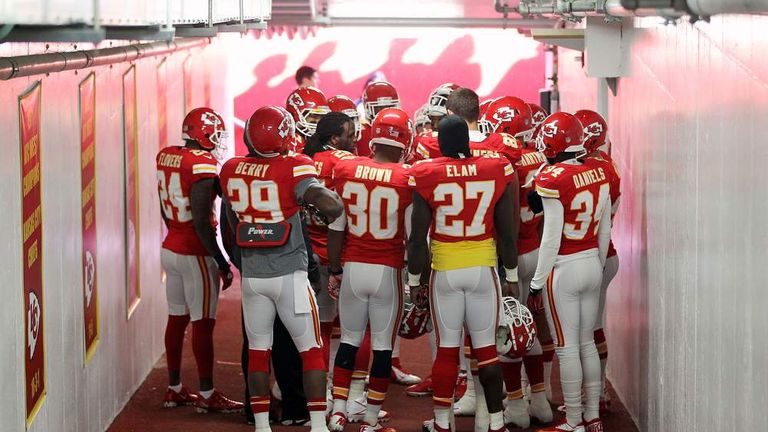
left=184, top=150, right=218, bottom=183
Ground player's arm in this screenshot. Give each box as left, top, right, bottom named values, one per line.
left=527, top=197, right=565, bottom=313
left=494, top=179, right=520, bottom=296
left=406, top=192, right=432, bottom=306
left=158, top=194, right=170, bottom=229
left=326, top=209, right=347, bottom=299
left=597, top=196, right=612, bottom=267
left=190, top=178, right=233, bottom=289
left=301, top=214, right=322, bottom=292
left=302, top=184, right=344, bottom=222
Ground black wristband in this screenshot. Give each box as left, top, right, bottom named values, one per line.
left=529, top=287, right=542, bottom=296
left=329, top=267, right=344, bottom=276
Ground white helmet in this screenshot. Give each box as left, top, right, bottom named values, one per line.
left=426, top=83, right=460, bottom=117
left=496, top=296, right=537, bottom=358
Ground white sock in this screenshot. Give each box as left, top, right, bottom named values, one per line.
left=364, top=403, right=382, bottom=426
left=557, top=345, right=583, bottom=426
left=199, top=388, right=214, bottom=399
left=581, top=341, right=602, bottom=421
left=543, top=360, right=553, bottom=400
left=434, top=407, right=451, bottom=429
left=463, top=372, right=475, bottom=398
left=489, top=411, right=504, bottom=430
left=310, top=410, right=327, bottom=431
left=168, top=383, right=182, bottom=393
left=254, top=412, right=270, bottom=430
left=332, top=398, right=347, bottom=415
left=393, top=337, right=401, bottom=359
left=349, top=379, right=366, bottom=402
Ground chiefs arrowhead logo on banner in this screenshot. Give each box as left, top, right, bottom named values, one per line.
left=27, top=291, right=40, bottom=359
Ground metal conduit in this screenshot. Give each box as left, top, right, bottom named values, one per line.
left=0, top=37, right=210, bottom=81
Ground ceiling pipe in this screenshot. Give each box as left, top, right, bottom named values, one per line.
left=620, top=0, right=768, bottom=17
left=606, top=0, right=684, bottom=16
left=269, top=16, right=556, bottom=28
left=0, top=37, right=209, bottom=81
left=517, top=0, right=684, bottom=17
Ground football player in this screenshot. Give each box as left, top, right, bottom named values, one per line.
left=408, top=115, right=520, bottom=432
left=358, top=81, right=401, bottom=158
left=411, top=83, right=459, bottom=162
left=286, top=87, right=331, bottom=154
left=156, top=107, right=242, bottom=413
left=326, top=108, right=414, bottom=432
left=574, top=109, right=621, bottom=413
left=220, top=106, right=344, bottom=432
left=481, top=96, right=553, bottom=426
left=528, top=112, right=612, bottom=432
left=328, top=95, right=362, bottom=143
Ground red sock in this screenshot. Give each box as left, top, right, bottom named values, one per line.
left=541, top=337, right=555, bottom=363
left=321, top=322, right=334, bottom=368
left=332, top=366, right=353, bottom=400
left=353, top=331, right=371, bottom=380
left=307, top=397, right=326, bottom=412
left=164, top=314, right=190, bottom=374
left=432, top=347, right=460, bottom=407
left=501, top=361, right=523, bottom=399
left=192, top=318, right=216, bottom=380
left=367, top=376, right=390, bottom=406
left=594, top=328, right=608, bottom=360
left=250, top=395, right=270, bottom=413
left=523, top=354, right=545, bottom=393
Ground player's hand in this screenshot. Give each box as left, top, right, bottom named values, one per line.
left=218, top=264, right=234, bottom=290
left=527, top=288, right=544, bottom=314
left=502, top=281, right=520, bottom=299
left=410, top=284, right=430, bottom=310
left=327, top=268, right=343, bottom=300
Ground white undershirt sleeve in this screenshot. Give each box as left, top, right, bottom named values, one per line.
left=530, top=198, right=564, bottom=292
left=597, top=196, right=612, bottom=267
left=328, top=208, right=347, bottom=232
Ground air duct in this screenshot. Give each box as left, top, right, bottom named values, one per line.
left=620, top=0, right=768, bottom=16
left=0, top=38, right=209, bottom=80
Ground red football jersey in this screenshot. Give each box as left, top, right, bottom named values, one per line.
left=156, top=146, right=218, bottom=256
left=409, top=155, right=515, bottom=244
left=356, top=124, right=373, bottom=158
left=331, top=157, right=412, bottom=268
left=219, top=153, right=318, bottom=223
left=469, top=132, right=522, bottom=164
left=535, top=161, right=611, bottom=256
left=583, top=150, right=621, bottom=257
left=411, top=131, right=440, bottom=162
left=307, top=148, right=356, bottom=264
left=292, top=134, right=307, bottom=154
left=516, top=148, right=547, bottom=255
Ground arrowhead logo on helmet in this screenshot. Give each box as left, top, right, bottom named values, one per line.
left=584, top=122, right=604, bottom=140
left=492, top=106, right=516, bottom=123
left=541, top=120, right=560, bottom=138
left=288, top=92, right=304, bottom=109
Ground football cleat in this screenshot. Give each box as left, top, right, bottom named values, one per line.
left=391, top=361, right=422, bottom=386
left=194, top=390, right=244, bottom=414
left=346, top=394, right=391, bottom=423
left=422, top=419, right=451, bottom=432
left=537, top=418, right=585, bottom=432
left=488, top=426, right=509, bottom=432
left=454, top=374, right=468, bottom=401
left=583, top=418, right=604, bottom=432
left=529, top=391, right=554, bottom=423
left=162, top=386, right=198, bottom=408
left=406, top=375, right=433, bottom=397
left=453, top=387, right=476, bottom=416
left=328, top=411, right=348, bottom=432
left=503, top=397, right=530, bottom=428
left=360, top=422, right=398, bottom=432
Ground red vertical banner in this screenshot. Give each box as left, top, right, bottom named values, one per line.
left=79, top=73, right=99, bottom=363
left=183, top=55, right=193, bottom=114
left=19, top=81, right=45, bottom=428
left=123, top=65, right=141, bottom=318
left=157, top=58, right=168, bottom=149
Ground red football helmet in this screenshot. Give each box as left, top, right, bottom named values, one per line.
left=286, top=87, right=330, bottom=137
left=244, top=106, right=296, bottom=157
left=369, top=108, right=413, bottom=157
left=362, top=81, right=400, bottom=123
left=496, top=297, right=537, bottom=358
left=398, top=303, right=432, bottom=339
left=328, top=95, right=361, bottom=140
left=182, top=107, right=227, bottom=159
left=574, top=109, right=608, bottom=154
left=481, top=96, right=533, bottom=140
left=535, top=112, right=585, bottom=159
left=478, top=98, right=497, bottom=135
left=426, top=82, right=460, bottom=117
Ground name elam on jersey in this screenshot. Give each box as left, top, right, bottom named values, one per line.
left=412, top=157, right=508, bottom=179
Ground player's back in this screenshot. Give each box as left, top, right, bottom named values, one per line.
left=219, top=153, right=318, bottom=277
left=468, top=131, right=521, bottom=164
left=356, top=124, right=373, bottom=158
left=411, top=131, right=440, bottom=162
left=156, top=145, right=218, bottom=255
left=535, top=160, right=611, bottom=256
left=307, top=148, right=355, bottom=264
left=583, top=150, right=621, bottom=256
left=409, top=154, right=515, bottom=271
left=516, top=148, right=547, bottom=255
left=332, top=157, right=411, bottom=268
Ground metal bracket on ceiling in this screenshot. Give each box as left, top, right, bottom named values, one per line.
left=531, top=28, right=585, bottom=50
left=104, top=26, right=175, bottom=41
left=175, top=26, right=219, bottom=37
left=1, top=25, right=107, bottom=43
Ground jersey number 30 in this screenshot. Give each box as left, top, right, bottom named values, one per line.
left=342, top=182, right=400, bottom=240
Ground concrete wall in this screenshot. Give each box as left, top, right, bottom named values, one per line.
left=557, top=15, right=768, bottom=432
left=0, top=37, right=230, bottom=432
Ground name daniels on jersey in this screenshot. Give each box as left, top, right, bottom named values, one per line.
left=573, top=167, right=607, bottom=189
left=354, top=165, right=393, bottom=183
left=234, top=162, right=270, bottom=177
left=446, top=164, right=478, bottom=177
left=158, top=153, right=183, bottom=168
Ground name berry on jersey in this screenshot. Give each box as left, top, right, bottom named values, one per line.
left=233, top=161, right=271, bottom=177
